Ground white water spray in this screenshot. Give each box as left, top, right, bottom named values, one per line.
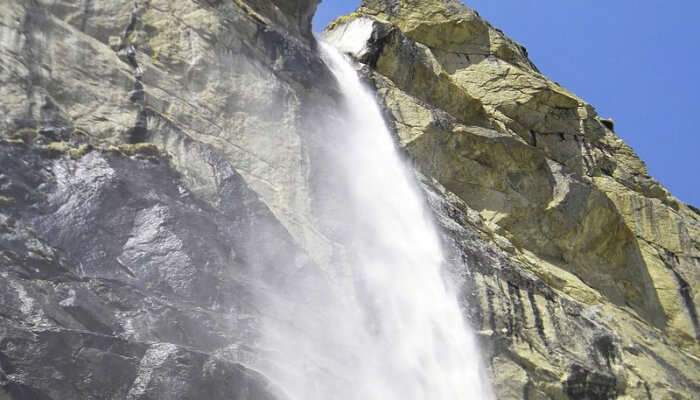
left=258, top=41, right=494, bottom=400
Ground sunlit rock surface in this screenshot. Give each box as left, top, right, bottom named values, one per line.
left=0, top=0, right=697, bottom=399
left=326, top=0, right=700, bottom=398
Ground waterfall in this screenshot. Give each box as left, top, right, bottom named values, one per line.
left=258, top=41, right=494, bottom=400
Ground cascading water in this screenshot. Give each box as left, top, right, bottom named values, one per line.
left=257, top=41, right=494, bottom=400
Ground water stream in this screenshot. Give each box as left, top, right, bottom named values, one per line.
left=259, top=41, right=494, bottom=400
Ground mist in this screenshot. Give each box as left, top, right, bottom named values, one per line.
left=247, top=38, right=495, bottom=400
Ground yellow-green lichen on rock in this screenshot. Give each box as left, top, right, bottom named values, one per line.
left=45, top=142, right=92, bottom=159
left=358, top=0, right=535, bottom=68
left=326, top=0, right=700, bottom=398
left=1, top=0, right=698, bottom=397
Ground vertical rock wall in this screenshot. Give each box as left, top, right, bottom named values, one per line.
left=326, top=1, right=700, bottom=398
left=0, top=0, right=698, bottom=399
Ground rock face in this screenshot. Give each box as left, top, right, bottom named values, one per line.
left=1, top=0, right=326, bottom=398
left=325, top=0, right=700, bottom=398
left=0, top=0, right=697, bottom=399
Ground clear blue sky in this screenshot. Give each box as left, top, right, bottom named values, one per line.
left=313, top=1, right=699, bottom=207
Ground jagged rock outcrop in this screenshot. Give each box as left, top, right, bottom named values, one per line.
left=326, top=0, right=700, bottom=398
left=0, top=0, right=698, bottom=399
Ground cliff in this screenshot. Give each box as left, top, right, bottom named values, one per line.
left=326, top=1, right=700, bottom=398
left=0, top=0, right=697, bottom=399
left=0, top=0, right=327, bottom=398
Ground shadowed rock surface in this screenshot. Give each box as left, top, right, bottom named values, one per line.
left=0, top=0, right=698, bottom=399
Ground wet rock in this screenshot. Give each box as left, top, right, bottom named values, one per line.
left=0, top=0, right=698, bottom=399
left=564, top=364, right=617, bottom=400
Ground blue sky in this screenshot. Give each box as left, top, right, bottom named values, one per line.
left=313, top=1, right=699, bottom=207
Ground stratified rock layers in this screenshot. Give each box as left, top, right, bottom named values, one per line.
left=0, top=0, right=697, bottom=399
